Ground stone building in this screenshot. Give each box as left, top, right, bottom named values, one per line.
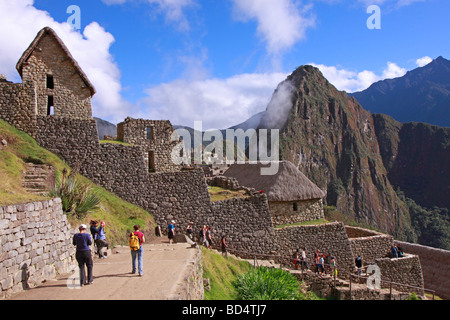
left=224, top=161, right=326, bottom=225
left=16, top=27, right=95, bottom=120
left=117, top=117, right=181, bottom=173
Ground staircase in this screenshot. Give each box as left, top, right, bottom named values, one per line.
left=22, top=163, right=55, bottom=195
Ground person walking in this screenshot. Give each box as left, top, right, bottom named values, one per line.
left=201, top=225, right=208, bottom=247
left=168, top=220, right=175, bottom=244
left=206, top=226, right=213, bottom=249
left=90, top=220, right=109, bottom=259
left=130, top=224, right=145, bottom=276
left=220, top=236, right=228, bottom=259
left=300, top=247, right=308, bottom=270
left=186, top=222, right=194, bottom=240
left=355, top=254, right=363, bottom=276
left=72, top=224, right=94, bottom=286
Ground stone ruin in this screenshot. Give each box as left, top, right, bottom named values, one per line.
left=0, top=27, right=434, bottom=299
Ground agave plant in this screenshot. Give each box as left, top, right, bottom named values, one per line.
left=49, top=168, right=101, bottom=219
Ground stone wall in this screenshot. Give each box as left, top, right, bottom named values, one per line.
left=346, top=226, right=394, bottom=264
left=274, top=222, right=355, bottom=277
left=209, top=194, right=278, bottom=258
left=269, top=199, right=323, bottom=226
left=394, top=240, right=450, bottom=300
left=0, top=198, right=75, bottom=299
left=168, top=246, right=204, bottom=300
left=375, top=254, right=424, bottom=296
left=117, top=117, right=180, bottom=173
left=0, top=81, right=37, bottom=137
left=34, top=116, right=100, bottom=172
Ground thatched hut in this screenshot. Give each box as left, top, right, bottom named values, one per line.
left=224, top=161, right=326, bottom=225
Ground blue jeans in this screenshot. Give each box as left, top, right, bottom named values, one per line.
left=131, top=246, right=143, bottom=275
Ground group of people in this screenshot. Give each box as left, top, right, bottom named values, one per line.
left=72, top=221, right=146, bottom=287
left=292, top=248, right=337, bottom=277
left=390, top=245, right=404, bottom=258
left=165, top=221, right=228, bottom=258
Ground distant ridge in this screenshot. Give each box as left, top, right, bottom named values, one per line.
left=350, top=56, right=450, bottom=128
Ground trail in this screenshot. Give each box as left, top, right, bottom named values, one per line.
left=8, top=239, right=199, bottom=300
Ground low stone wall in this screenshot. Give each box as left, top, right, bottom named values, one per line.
left=0, top=198, right=75, bottom=299
left=394, top=240, right=450, bottom=300
left=346, top=226, right=393, bottom=263
left=269, top=199, right=323, bottom=226
left=168, top=246, right=204, bottom=300
left=275, top=222, right=355, bottom=277
left=210, top=194, right=278, bottom=258
left=375, top=254, right=424, bottom=296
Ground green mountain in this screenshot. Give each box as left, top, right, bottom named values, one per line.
left=256, top=64, right=449, bottom=247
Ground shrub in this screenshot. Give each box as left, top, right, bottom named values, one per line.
left=49, top=168, right=101, bottom=219
left=234, top=266, right=315, bottom=300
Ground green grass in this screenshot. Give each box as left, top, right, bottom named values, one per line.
left=201, top=247, right=253, bottom=300
left=0, top=119, right=154, bottom=246
left=234, top=266, right=319, bottom=300
left=208, top=186, right=249, bottom=202
left=99, top=140, right=132, bottom=146
left=274, top=219, right=330, bottom=229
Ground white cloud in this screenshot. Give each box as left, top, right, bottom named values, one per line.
left=139, top=72, right=288, bottom=129
left=311, top=61, right=407, bottom=92
left=416, top=56, right=432, bottom=67
left=0, top=0, right=133, bottom=124
left=382, top=62, right=407, bottom=79
left=231, top=0, right=315, bottom=55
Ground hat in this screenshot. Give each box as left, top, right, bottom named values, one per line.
left=171, top=220, right=175, bottom=223
left=79, top=224, right=87, bottom=230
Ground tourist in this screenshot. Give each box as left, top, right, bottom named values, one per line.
left=72, top=224, right=94, bottom=286
left=90, top=220, right=109, bottom=259
left=397, top=245, right=404, bottom=257
left=300, top=247, right=308, bottom=270
left=318, top=254, right=325, bottom=275
left=331, top=255, right=337, bottom=277
left=206, top=226, right=213, bottom=249
left=130, top=224, right=145, bottom=276
left=200, top=225, right=208, bottom=247
left=186, top=222, right=194, bottom=240
left=391, top=245, right=398, bottom=258
left=168, top=220, right=175, bottom=244
left=293, top=249, right=300, bottom=269
left=220, top=236, right=228, bottom=259
left=355, top=254, right=363, bottom=276
left=314, top=249, right=320, bottom=273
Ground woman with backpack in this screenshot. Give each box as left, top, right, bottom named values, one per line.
left=129, top=224, right=145, bottom=276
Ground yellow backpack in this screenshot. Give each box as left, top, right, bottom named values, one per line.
left=129, top=232, right=140, bottom=251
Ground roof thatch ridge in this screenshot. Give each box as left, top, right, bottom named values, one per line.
left=224, top=161, right=325, bottom=201
left=16, top=26, right=96, bottom=96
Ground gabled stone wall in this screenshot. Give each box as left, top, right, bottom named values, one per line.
left=117, top=118, right=180, bottom=173
left=20, top=33, right=92, bottom=119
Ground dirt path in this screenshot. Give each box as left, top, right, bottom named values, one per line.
left=8, top=240, right=199, bottom=300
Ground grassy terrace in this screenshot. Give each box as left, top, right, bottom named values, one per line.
left=208, top=186, right=250, bottom=202
left=0, top=119, right=154, bottom=246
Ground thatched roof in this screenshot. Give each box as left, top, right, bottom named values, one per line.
left=224, top=161, right=326, bottom=201
left=16, top=27, right=96, bottom=96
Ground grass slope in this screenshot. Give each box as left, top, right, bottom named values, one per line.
left=0, top=119, right=154, bottom=245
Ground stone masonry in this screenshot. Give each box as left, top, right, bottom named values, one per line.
left=0, top=198, right=75, bottom=298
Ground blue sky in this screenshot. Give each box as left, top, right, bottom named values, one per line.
left=0, top=0, right=448, bottom=129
